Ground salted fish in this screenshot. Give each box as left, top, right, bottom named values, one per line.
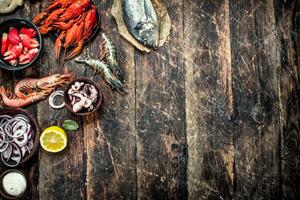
left=121, top=0, right=159, bottom=48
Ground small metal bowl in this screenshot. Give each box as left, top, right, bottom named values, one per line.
left=64, top=78, right=102, bottom=116
left=0, top=108, right=40, bottom=166
left=0, top=18, right=43, bottom=71
left=0, top=169, right=27, bottom=199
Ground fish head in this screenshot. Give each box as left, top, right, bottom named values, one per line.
left=135, top=21, right=159, bottom=48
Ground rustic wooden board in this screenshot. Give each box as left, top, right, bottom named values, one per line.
left=275, top=0, right=300, bottom=199
left=184, top=0, right=234, bottom=199
left=0, top=0, right=299, bottom=199
left=135, top=0, right=188, bottom=199
left=83, top=0, right=137, bottom=199
left=230, top=0, right=282, bottom=199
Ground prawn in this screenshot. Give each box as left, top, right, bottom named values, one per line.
left=101, top=32, right=125, bottom=82
left=75, top=56, right=126, bottom=95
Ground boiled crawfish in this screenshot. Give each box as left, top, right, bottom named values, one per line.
left=0, top=74, right=73, bottom=108
left=33, top=0, right=98, bottom=61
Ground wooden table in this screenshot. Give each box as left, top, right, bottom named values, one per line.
left=0, top=0, right=299, bottom=199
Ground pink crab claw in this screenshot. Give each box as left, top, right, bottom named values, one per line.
left=8, top=59, right=18, bottom=66
left=20, top=34, right=39, bottom=49
left=23, top=47, right=29, bottom=54
left=20, top=28, right=37, bottom=38
left=8, top=27, right=21, bottom=45
left=3, top=43, right=23, bottom=61
left=19, top=48, right=38, bottom=65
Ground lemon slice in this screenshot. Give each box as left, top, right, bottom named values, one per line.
left=40, top=126, right=67, bottom=153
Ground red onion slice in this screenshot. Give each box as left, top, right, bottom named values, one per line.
left=27, top=139, right=34, bottom=150
left=2, top=144, right=12, bottom=162
left=14, top=114, right=30, bottom=122
left=14, top=133, right=28, bottom=147
left=0, top=140, right=8, bottom=153
left=1, top=143, right=21, bottom=167
left=0, top=113, right=35, bottom=167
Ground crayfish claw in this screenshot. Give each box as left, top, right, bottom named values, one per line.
left=64, top=41, right=83, bottom=60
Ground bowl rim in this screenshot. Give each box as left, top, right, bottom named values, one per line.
left=0, top=169, right=27, bottom=199
left=0, top=108, right=40, bottom=166
left=64, top=78, right=102, bottom=116
left=0, top=17, right=43, bottom=71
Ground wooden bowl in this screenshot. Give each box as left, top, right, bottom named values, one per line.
left=64, top=78, right=102, bottom=116
left=0, top=108, right=40, bottom=166
left=0, top=169, right=27, bottom=199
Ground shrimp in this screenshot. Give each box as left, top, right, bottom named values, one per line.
left=0, top=86, right=50, bottom=108
left=75, top=56, right=127, bottom=95
left=101, top=32, right=125, bottom=82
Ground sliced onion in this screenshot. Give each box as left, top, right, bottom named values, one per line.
left=14, top=114, right=30, bottom=122
left=2, top=143, right=21, bottom=167
left=27, top=139, right=33, bottom=150
left=49, top=90, right=65, bottom=109
left=0, top=113, right=35, bottom=167
left=21, top=146, right=29, bottom=157
left=0, top=135, right=9, bottom=152
left=14, top=133, right=28, bottom=147
left=2, top=144, right=12, bottom=161
left=0, top=143, right=8, bottom=153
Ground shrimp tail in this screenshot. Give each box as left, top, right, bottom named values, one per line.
left=108, top=78, right=127, bottom=95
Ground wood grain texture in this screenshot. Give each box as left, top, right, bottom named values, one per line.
left=275, top=0, right=300, bottom=199
left=84, top=1, right=137, bottom=199
left=135, top=0, right=188, bottom=199
left=184, top=0, right=234, bottom=199
left=231, top=0, right=281, bottom=199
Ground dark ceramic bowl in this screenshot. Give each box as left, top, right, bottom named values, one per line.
left=64, top=78, right=102, bottom=116
left=0, top=108, right=40, bottom=166
left=0, top=18, right=43, bottom=71
left=0, top=169, right=27, bottom=199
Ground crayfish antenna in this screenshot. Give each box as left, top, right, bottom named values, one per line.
left=75, top=56, right=86, bottom=63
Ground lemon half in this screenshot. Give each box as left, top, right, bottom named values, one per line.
left=40, top=126, right=67, bottom=153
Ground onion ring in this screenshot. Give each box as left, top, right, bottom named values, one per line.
left=49, top=90, right=65, bottom=109
left=0, top=114, right=35, bottom=167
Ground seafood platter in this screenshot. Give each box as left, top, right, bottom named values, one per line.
left=0, top=0, right=170, bottom=198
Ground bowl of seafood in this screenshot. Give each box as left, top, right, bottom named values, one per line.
left=64, top=78, right=102, bottom=116
left=33, top=0, right=99, bottom=61
left=0, top=18, right=43, bottom=71
left=0, top=108, right=40, bottom=168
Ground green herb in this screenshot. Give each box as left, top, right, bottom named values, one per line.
left=62, top=120, right=79, bottom=131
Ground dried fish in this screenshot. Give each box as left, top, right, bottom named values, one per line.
left=121, top=0, right=159, bottom=48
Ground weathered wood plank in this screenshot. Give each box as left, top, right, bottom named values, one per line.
left=84, top=1, right=137, bottom=199
left=231, top=0, right=281, bottom=199
left=184, top=0, right=234, bottom=199
left=135, top=0, right=188, bottom=199
left=37, top=1, right=85, bottom=200
left=274, top=0, right=300, bottom=199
